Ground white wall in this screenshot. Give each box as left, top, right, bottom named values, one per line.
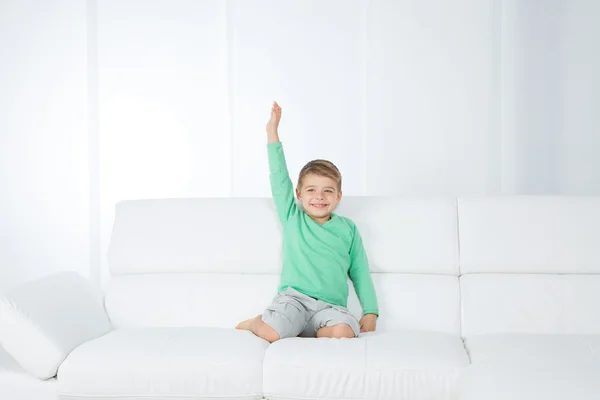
left=560, top=0, right=600, bottom=194
left=367, top=0, right=500, bottom=195
left=501, top=0, right=600, bottom=194
left=1, top=0, right=598, bottom=290
left=0, top=0, right=90, bottom=292
left=95, top=0, right=231, bottom=286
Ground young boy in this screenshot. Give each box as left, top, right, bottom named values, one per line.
left=236, top=101, right=378, bottom=342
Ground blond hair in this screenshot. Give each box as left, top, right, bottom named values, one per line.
left=297, top=159, right=342, bottom=191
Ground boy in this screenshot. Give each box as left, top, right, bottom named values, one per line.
left=236, top=101, right=378, bottom=342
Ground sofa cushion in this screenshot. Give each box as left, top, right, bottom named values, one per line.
left=336, top=197, right=459, bottom=274
left=57, top=327, right=268, bottom=400
left=263, top=336, right=367, bottom=400
left=465, top=333, right=600, bottom=365
left=104, top=273, right=280, bottom=329
left=458, top=196, right=600, bottom=274
left=458, top=362, right=600, bottom=400
left=461, top=274, right=600, bottom=336
left=107, top=197, right=459, bottom=276
left=364, top=331, right=469, bottom=400
left=459, top=334, right=600, bottom=400
left=0, top=271, right=112, bottom=379
left=107, top=198, right=283, bottom=275
left=0, top=345, right=57, bottom=400
left=263, top=331, right=469, bottom=400
left=105, top=273, right=461, bottom=335
left=361, top=274, right=461, bottom=334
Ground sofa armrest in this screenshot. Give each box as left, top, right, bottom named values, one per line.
left=0, top=271, right=112, bottom=379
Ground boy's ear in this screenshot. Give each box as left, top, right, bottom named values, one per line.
left=337, top=191, right=343, bottom=202
left=296, top=187, right=301, bottom=199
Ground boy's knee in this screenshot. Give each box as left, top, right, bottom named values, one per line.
left=254, top=318, right=281, bottom=343
left=261, top=330, right=281, bottom=343
left=330, top=324, right=355, bottom=339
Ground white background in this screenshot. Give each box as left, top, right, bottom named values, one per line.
left=1, top=0, right=598, bottom=291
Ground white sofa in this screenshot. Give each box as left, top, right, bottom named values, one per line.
left=1, top=196, right=600, bottom=400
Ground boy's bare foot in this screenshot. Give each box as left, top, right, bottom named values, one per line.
left=235, top=317, right=255, bottom=331
left=236, top=314, right=264, bottom=331
left=235, top=315, right=280, bottom=343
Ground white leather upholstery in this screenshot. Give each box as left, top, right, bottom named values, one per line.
left=458, top=362, right=600, bottom=400
left=364, top=331, right=468, bottom=400
left=366, top=274, right=460, bottom=334
left=3, top=195, right=600, bottom=400
left=108, top=197, right=459, bottom=276
left=263, top=331, right=468, bottom=400
left=0, top=345, right=57, bottom=400
left=459, top=334, right=600, bottom=400
left=460, top=334, right=600, bottom=400
left=335, top=197, right=459, bottom=274
left=105, top=273, right=461, bottom=335
left=104, top=196, right=461, bottom=336
left=464, top=334, right=600, bottom=365
left=107, top=198, right=283, bottom=275
left=458, top=197, right=600, bottom=274
left=105, top=273, right=280, bottom=328
left=0, top=272, right=112, bottom=379
left=461, top=274, right=600, bottom=336
left=57, top=327, right=267, bottom=400
left=263, top=336, right=368, bottom=400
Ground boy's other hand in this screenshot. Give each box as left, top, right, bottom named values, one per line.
left=359, top=313, right=377, bottom=332
left=266, top=101, right=281, bottom=136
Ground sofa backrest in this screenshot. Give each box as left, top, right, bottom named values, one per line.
left=105, top=197, right=461, bottom=334
left=105, top=196, right=600, bottom=337
left=458, top=197, right=600, bottom=336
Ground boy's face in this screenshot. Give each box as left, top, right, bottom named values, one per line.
left=296, top=173, right=342, bottom=221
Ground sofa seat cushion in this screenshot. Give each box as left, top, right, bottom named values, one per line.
left=263, top=335, right=366, bottom=400
left=57, top=327, right=269, bottom=400
left=364, top=331, right=469, bottom=400
left=459, top=362, right=600, bottom=400
left=263, top=331, right=469, bottom=400
left=459, top=334, right=600, bottom=400
left=465, top=333, right=600, bottom=365
left=0, top=346, right=57, bottom=400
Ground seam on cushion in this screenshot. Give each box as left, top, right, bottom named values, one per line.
left=456, top=197, right=464, bottom=339
left=262, top=362, right=365, bottom=370
left=58, top=394, right=262, bottom=399
left=0, top=298, right=64, bottom=377
left=363, top=336, right=368, bottom=400
left=362, top=366, right=466, bottom=372
left=263, top=394, right=363, bottom=400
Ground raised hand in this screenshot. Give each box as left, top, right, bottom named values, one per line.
left=266, top=101, right=281, bottom=143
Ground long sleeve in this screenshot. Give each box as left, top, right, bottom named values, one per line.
left=267, top=141, right=298, bottom=225
left=348, top=224, right=379, bottom=316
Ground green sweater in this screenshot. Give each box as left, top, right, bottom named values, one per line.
left=268, top=141, right=379, bottom=316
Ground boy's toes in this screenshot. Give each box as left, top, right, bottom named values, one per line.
left=236, top=318, right=253, bottom=330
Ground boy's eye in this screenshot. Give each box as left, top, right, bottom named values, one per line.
left=325, top=190, right=333, bottom=193
left=307, top=189, right=314, bottom=192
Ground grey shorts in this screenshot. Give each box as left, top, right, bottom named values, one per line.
left=262, top=287, right=360, bottom=339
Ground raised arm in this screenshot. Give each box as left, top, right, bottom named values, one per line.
left=266, top=101, right=281, bottom=145
left=266, top=102, right=298, bottom=224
